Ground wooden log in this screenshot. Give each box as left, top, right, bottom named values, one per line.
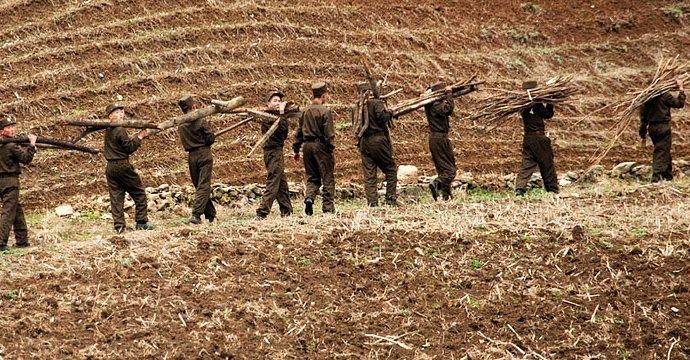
left=246, top=117, right=282, bottom=158
left=214, top=118, right=254, bottom=138
left=0, top=136, right=99, bottom=154
left=70, top=126, right=103, bottom=144
left=391, top=80, right=482, bottom=118
left=152, top=96, right=245, bottom=134
left=62, top=118, right=159, bottom=129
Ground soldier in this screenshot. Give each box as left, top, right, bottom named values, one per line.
left=256, top=90, right=293, bottom=219
left=640, top=78, right=685, bottom=182
left=515, top=81, right=559, bottom=196
left=292, top=82, right=336, bottom=215
left=424, top=82, right=456, bottom=201
left=0, top=117, right=37, bottom=251
left=356, top=83, right=398, bottom=206
left=178, top=95, right=216, bottom=224
left=103, top=103, right=154, bottom=233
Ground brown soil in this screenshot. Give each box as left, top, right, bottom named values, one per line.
left=0, top=0, right=688, bottom=210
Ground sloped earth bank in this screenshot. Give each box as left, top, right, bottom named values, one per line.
left=1, top=179, right=689, bottom=358
left=0, top=0, right=688, bottom=210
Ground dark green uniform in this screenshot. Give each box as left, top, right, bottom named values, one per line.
left=104, top=127, right=149, bottom=230
left=0, top=142, right=35, bottom=247
left=359, top=98, right=396, bottom=206
left=257, top=111, right=292, bottom=218
left=424, top=93, right=456, bottom=200
left=293, top=103, right=336, bottom=213
left=515, top=103, right=558, bottom=193
left=640, top=91, right=686, bottom=182
left=179, top=118, right=216, bottom=221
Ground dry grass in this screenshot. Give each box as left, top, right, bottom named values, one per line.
left=1, top=178, right=689, bottom=358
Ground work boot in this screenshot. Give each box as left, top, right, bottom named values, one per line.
left=515, top=188, right=526, bottom=197
left=15, top=242, right=30, bottom=248
left=135, top=222, right=154, bottom=231
left=207, top=215, right=215, bottom=223
left=429, top=181, right=439, bottom=201
left=0, top=245, right=8, bottom=252
left=188, top=215, right=202, bottom=225
left=385, top=197, right=400, bottom=207
left=304, top=198, right=314, bottom=216
left=114, top=225, right=126, bottom=234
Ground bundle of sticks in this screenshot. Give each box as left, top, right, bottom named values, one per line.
left=390, top=76, right=482, bottom=118
left=469, top=76, right=577, bottom=131
left=587, top=56, right=689, bottom=167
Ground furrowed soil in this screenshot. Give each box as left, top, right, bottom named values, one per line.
left=1, top=0, right=690, bottom=358
left=1, top=180, right=690, bottom=358
left=0, top=0, right=688, bottom=209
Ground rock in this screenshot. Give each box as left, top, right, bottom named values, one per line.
left=632, top=165, right=651, bottom=178
left=55, top=204, right=74, bottom=217
left=559, top=177, right=572, bottom=187
left=397, top=165, right=418, bottom=185
left=612, top=161, right=636, bottom=177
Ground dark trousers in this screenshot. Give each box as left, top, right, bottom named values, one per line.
left=649, top=123, right=673, bottom=182
left=257, top=147, right=292, bottom=217
left=515, top=134, right=559, bottom=193
left=188, top=147, right=216, bottom=220
left=0, top=177, right=28, bottom=246
left=302, top=142, right=335, bottom=213
left=106, top=160, right=148, bottom=228
left=429, top=132, right=457, bottom=197
left=360, top=134, right=397, bottom=206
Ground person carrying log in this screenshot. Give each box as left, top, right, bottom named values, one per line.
left=103, top=103, right=154, bottom=233
left=424, top=81, right=456, bottom=201
left=639, top=78, right=685, bottom=182
left=292, top=82, right=336, bottom=216
left=515, top=80, right=559, bottom=196
left=178, top=95, right=216, bottom=224
left=256, top=90, right=293, bottom=219
left=356, top=82, right=398, bottom=207
left=0, top=117, right=37, bottom=251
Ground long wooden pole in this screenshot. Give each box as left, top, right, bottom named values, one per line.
left=152, top=96, right=245, bottom=135
left=62, top=119, right=159, bottom=129
left=0, top=136, right=99, bottom=154
left=214, top=118, right=254, bottom=138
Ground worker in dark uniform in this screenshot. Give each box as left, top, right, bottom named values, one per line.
left=178, top=95, right=216, bottom=224
left=292, top=82, right=336, bottom=215
left=515, top=81, right=559, bottom=195
left=0, top=117, right=36, bottom=251
left=357, top=83, right=398, bottom=206
left=640, top=78, right=685, bottom=182
left=256, top=90, right=293, bottom=219
left=103, top=103, right=154, bottom=233
left=424, top=82, right=456, bottom=201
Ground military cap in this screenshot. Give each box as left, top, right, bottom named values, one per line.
left=0, top=116, right=16, bottom=129
left=105, top=103, right=124, bottom=116
left=311, top=82, right=328, bottom=98
left=522, top=80, right=538, bottom=90
left=265, top=90, right=285, bottom=103
left=178, top=95, right=196, bottom=114
left=428, top=81, right=447, bottom=92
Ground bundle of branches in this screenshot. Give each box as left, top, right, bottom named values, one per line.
left=391, top=76, right=482, bottom=118
left=587, top=56, right=689, bottom=168
left=469, top=76, right=577, bottom=131
left=0, top=136, right=99, bottom=154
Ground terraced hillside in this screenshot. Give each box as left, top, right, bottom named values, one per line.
left=0, top=0, right=689, bottom=208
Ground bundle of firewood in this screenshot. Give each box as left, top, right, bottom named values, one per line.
left=614, top=56, right=689, bottom=119
left=469, top=76, right=577, bottom=130
left=390, top=76, right=482, bottom=118
left=588, top=56, right=688, bottom=167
